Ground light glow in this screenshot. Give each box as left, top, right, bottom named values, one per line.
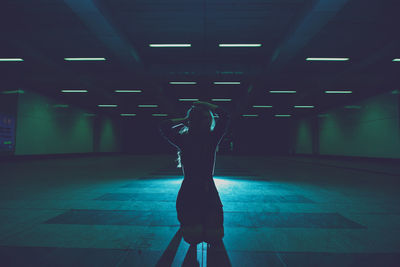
left=253, top=105, right=272, bottom=108
left=138, top=104, right=158, bottom=108
left=61, top=90, right=88, bottom=93
left=98, top=104, right=118, bottom=107
left=213, top=82, right=241, bottom=85
left=64, top=58, right=106, bottom=61
left=242, top=114, right=258, bottom=117
left=1, top=90, right=24, bottom=94
left=53, top=104, right=69, bottom=108
left=392, top=59, right=400, bottom=62
left=275, top=114, right=291, bottom=117
left=269, top=91, right=296, bottom=94
left=306, top=57, right=349, bottom=61
left=169, top=82, right=197, bottom=85
left=325, top=90, right=352, bottom=94
left=0, top=58, right=24, bottom=62
left=149, top=44, right=191, bottom=47
left=115, top=90, right=142, bottom=93
left=219, top=44, right=262, bottom=47
left=152, top=114, right=168, bottom=116
left=179, top=98, right=199, bottom=101
left=120, top=114, right=137, bottom=116
left=294, top=105, right=315, bottom=108
left=211, top=99, right=232, bottom=102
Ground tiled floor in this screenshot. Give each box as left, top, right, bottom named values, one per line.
left=0, top=154, right=400, bottom=266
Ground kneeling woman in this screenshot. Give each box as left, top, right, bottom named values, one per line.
left=159, top=101, right=230, bottom=245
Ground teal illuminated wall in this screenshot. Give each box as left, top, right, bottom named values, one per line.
left=15, top=90, right=94, bottom=155
left=294, top=118, right=313, bottom=154
left=99, top=116, right=121, bottom=152
left=294, top=91, right=400, bottom=158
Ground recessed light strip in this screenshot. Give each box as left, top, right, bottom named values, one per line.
left=115, top=90, right=142, bottom=93
left=120, top=114, right=136, bottom=116
left=179, top=98, right=199, bottom=101
left=61, top=90, right=88, bottom=93
left=138, top=104, right=158, bottom=108
left=253, top=105, right=273, bottom=108
left=325, top=90, right=353, bottom=94
left=219, top=44, right=262, bottom=47
left=152, top=114, right=168, bottom=116
left=149, top=44, right=191, bottom=47
left=211, top=99, right=232, bottom=102
left=169, top=82, right=197, bottom=85
left=294, top=106, right=315, bottom=108
left=269, top=91, right=297, bottom=94
left=242, top=114, right=259, bottom=117
left=0, top=58, right=24, bottom=62
left=98, top=104, right=118, bottom=107
left=275, top=114, right=292, bottom=117
left=1, top=90, right=25, bottom=94
left=306, top=57, right=349, bottom=61
left=213, top=82, right=241, bottom=85
left=64, top=58, right=106, bottom=61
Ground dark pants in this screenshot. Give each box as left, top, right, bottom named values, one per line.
left=176, top=178, right=224, bottom=244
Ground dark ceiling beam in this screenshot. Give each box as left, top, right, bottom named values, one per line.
left=63, top=0, right=178, bottom=115
left=235, top=0, right=351, bottom=117
left=293, top=40, right=400, bottom=107
left=267, top=0, right=351, bottom=75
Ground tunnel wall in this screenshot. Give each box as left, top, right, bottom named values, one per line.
left=294, top=117, right=313, bottom=154
left=98, top=116, right=122, bottom=153
left=294, top=91, right=400, bottom=159
left=14, top=90, right=94, bottom=155
left=13, top=90, right=122, bottom=155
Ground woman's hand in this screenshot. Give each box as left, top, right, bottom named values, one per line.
left=192, top=101, right=218, bottom=110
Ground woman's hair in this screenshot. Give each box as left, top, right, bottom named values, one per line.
left=175, top=106, right=216, bottom=168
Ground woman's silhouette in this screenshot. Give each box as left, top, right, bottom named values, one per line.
left=159, top=101, right=230, bottom=245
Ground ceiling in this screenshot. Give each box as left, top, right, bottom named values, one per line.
left=0, top=0, right=399, bottom=119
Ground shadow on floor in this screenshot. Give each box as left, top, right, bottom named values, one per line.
left=155, top=228, right=231, bottom=267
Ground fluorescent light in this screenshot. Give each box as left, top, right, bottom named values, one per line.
left=219, top=44, right=262, bottom=47
left=253, top=105, right=272, bottom=108
left=149, top=44, right=191, bottom=47
left=169, top=82, right=197, bottom=85
left=115, top=90, right=142, bottom=93
left=211, top=99, right=232, bottom=102
left=120, top=114, right=136, bottom=116
left=61, top=90, right=88, bottom=93
left=392, top=59, right=400, bottom=62
left=269, top=91, right=296, bottom=94
left=152, top=114, right=168, bottom=116
left=294, top=105, right=315, bottom=108
left=138, top=104, right=158, bottom=108
left=84, top=113, right=96, bottom=116
left=1, top=90, right=25, bottom=94
left=98, top=104, right=118, bottom=107
left=242, top=114, right=258, bottom=117
left=306, top=57, right=349, bottom=61
left=53, top=104, right=69, bottom=108
left=64, top=58, right=106, bottom=61
left=275, top=114, right=292, bottom=117
left=345, top=105, right=361, bottom=109
left=0, top=58, right=24, bottom=62
left=213, top=82, right=241, bottom=85
left=179, top=98, right=199, bottom=101
left=325, top=90, right=352, bottom=94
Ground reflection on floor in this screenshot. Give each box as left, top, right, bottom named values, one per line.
left=1, top=154, right=400, bottom=266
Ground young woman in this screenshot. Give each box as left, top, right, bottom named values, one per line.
left=159, top=101, right=230, bottom=245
